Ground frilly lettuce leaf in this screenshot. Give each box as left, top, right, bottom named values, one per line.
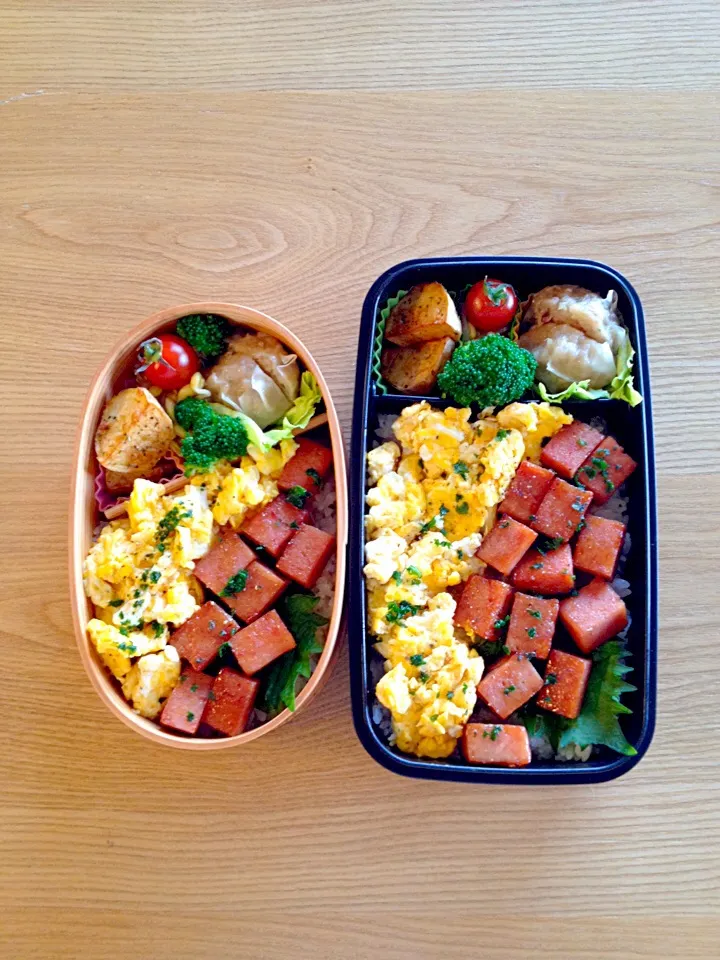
left=608, top=336, right=643, bottom=407
left=558, top=641, right=638, bottom=757
left=262, top=593, right=328, bottom=714
left=278, top=372, right=323, bottom=432
left=533, top=336, right=643, bottom=407
left=534, top=380, right=609, bottom=403
left=211, top=373, right=322, bottom=453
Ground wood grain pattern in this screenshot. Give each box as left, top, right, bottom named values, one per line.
left=1, top=0, right=719, bottom=93
left=1, top=90, right=719, bottom=958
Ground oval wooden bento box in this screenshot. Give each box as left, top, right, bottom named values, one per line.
left=69, top=302, right=347, bottom=749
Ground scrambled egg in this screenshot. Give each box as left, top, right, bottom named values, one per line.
left=84, top=478, right=214, bottom=713
left=375, top=594, right=484, bottom=758
left=83, top=439, right=298, bottom=718
left=366, top=441, right=400, bottom=485
left=84, top=480, right=212, bottom=626
left=121, top=646, right=181, bottom=718
left=496, top=401, right=572, bottom=462
left=365, top=401, right=571, bottom=759
left=86, top=619, right=169, bottom=679
left=190, top=439, right=297, bottom=528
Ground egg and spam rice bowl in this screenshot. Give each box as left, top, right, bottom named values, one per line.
left=364, top=400, right=575, bottom=760
left=83, top=441, right=337, bottom=728
left=366, top=401, right=634, bottom=763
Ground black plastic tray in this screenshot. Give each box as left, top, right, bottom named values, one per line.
left=349, top=257, right=657, bottom=784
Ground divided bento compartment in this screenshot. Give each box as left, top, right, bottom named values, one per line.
left=349, top=258, right=657, bottom=784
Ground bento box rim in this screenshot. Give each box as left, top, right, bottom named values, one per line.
left=70, top=301, right=348, bottom=750
left=349, top=256, right=657, bottom=784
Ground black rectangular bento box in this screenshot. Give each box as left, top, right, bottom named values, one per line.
left=348, top=257, right=657, bottom=784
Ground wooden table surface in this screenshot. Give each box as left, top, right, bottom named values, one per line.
left=2, top=4, right=719, bottom=958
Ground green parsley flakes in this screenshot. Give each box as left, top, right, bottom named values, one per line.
left=385, top=600, right=420, bottom=624
left=221, top=569, right=248, bottom=597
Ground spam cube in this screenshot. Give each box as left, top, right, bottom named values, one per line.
left=160, top=667, right=213, bottom=735
left=531, top=477, right=593, bottom=542
left=193, top=527, right=255, bottom=596
left=537, top=649, right=592, bottom=720
left=505, top=592, right=559, bottom=659
left=241, top=497, right=309, bottom=558
left=560, top=578, right=628, bottom=654
left=278, top=438, right=333, bottom=494
left=462, top=723, right=531, bottom=767
left=576, top=437, right=637, bottom=505
left=276, top=524, right=335, bottom=590
left=225, top=559, right=288, bottom=623
left=455, top=575, right=513, bottom=642
left=573, top=515, right=626, bottom=580
left=511, top=544, right=575, bottom=595
left=230, top=609, right=296, bottom=676
left=204, top=668, right=260, bottom=737
left=476, top=654, right=544, bottom=720
left=170, top=600, right=240, bottom=671
left=540, top=421, right=605, bottom=479
left=499, top=461, right=555, bottom=525
left=477, top=515, right=537, bottom=576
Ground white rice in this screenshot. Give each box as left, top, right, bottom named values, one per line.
left=529, top=735, right=555, bottom=761
left=556, top=743, right=593, bottom=762
left=374, top=414, right=397, bottom=444
left=591, top=492, right=629, bottom=525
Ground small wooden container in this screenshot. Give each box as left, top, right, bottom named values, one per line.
left=69, top=302, right=347, bottom=749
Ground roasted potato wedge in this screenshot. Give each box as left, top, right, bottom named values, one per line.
left=384, top=282, right=461, bottom=347
left=104, top=461, right=169, bottom=494
left=381, top=337, right=455, bottom=394
left=95, top=387, right=175, bottom=474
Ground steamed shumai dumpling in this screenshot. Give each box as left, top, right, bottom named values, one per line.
left=518, top=286, right=627, bottom=392
left=205, top=333, right=300, bottom=428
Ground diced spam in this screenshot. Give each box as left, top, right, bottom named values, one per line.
left=477, top=515, right=537, bottom=576
left=499, top=461, right=555, bottom=524
left=170, top=600, right=240, bottom=671
left=540, top=421, right=605, bottom=479
left=224, top=560, right=288, bottom=623
left=455, top=575, right=513, bottom=642
left=511, top=544, right=575, bottom=595
left=537, top=649, right=592, bottom=720
left=462, top=723, right=532, bottom=767
left=576, top=437, right=638, bottom=505
left=574, top=515, right=626, bottom=580
left=476, top=654, right=544, bottom=720
left=193, top=527, right=255, bottom=596
left=276, top=524, right=335, bottom=589
left=241, top=497, right=309, bottom=558
left=229, top=609, right=296, bottom=676
left=277, top=438, right=333, bottom=494
left=560, top=578, right=628, bottom=654
left=160, top=667, right=213, bottom=735
left=204, top=668, right=260, bottom=737
left=531, top=477, right=593, bottom=542
left=505, top=592, right=559, bottom=659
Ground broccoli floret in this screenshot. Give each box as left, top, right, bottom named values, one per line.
left=175, top=397, right=249, bottom=474
left=174, top=396, right=214, bottom=432
left=437, top=334, right=537, bottom=408
left=176, top=314, right=228, bottom=361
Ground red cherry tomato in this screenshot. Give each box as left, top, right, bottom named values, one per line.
left=464, top=278, right=518, bottom=333
left=137, top=334, right=199, bottom=390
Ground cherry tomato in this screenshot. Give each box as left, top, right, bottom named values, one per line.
left=137, top=334, right=199, bottom=390
left=464, top=278, right=518, bottom=333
